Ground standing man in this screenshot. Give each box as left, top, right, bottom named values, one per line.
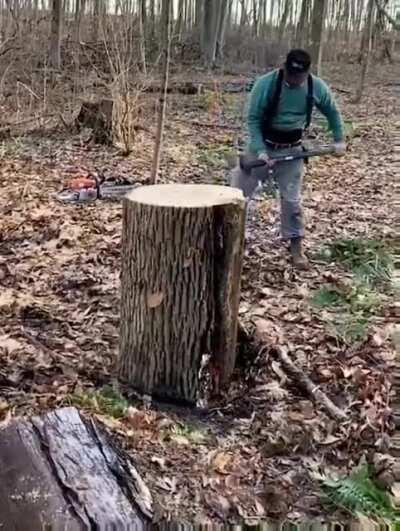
left=231, top=49, right=346, bottom=268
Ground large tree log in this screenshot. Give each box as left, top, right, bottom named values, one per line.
left=119, top=184, right=245, bottom=404
left=0, top=407, right=152, bottom=529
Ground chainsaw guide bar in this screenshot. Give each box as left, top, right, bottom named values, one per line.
left=55, top=183, right=141, bottom=203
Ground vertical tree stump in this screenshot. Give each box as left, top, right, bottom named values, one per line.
left=119, top=184, right=245, bottom=404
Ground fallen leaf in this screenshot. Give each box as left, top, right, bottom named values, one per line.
left=254, top=381, right=289, bottom=401
left=271, top=361, right=287, bottom=382
left=126, top=407, right=155, bottom=429
left=0, top=410, right=12, bottom=430
left=187, top=428, right=208, bottom=444
left=151, top=456, right=166, bottom=469
left=254, top=498, right=266, bottom=516
left=287, top=410, right=306, bottom=422
left=392, top=482, right=400, bottom=505
left=0, top=336, right=22, bottom=353
left=297, top=283, right=309, bottom=298
left=320, top=434, right=343, bottom=445
left=157, top=476, right=177, bottom=492
left=147, top=292, right=164, bottom=308
left=157, top=418, right=175, bottom=430
left=0, top=290, right=15, bottom=310
left=372, top=332, right=384, bottom=347
left=169, top=434, right=190, bottom=445
left=204, top=492, right=231, bottom=518
left=391, top=325, right=400, bottom=354
left=212, top=452, right=232, bottom=474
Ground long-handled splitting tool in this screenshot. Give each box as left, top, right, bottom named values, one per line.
left=239, top=144, right=336, bottom=174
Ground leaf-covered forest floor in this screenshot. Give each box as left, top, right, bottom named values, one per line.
left=0, top=62, right=398, bottom=523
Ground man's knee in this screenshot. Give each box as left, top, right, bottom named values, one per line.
left=281, top=198, right=304, bottom=227
left=279, top=176, right=302, bottom=202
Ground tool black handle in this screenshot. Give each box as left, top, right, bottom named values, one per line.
left=239, top=156, right=266, bottom=172
left=239, top=146, right=335, bottom=173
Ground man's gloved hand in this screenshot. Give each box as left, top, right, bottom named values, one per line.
left=258, top=151, right=276, bottom=167
left=333, top=140, right=347, bottom=156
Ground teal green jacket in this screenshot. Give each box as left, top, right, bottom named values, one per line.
left=247, top=69, right=344, bottom=154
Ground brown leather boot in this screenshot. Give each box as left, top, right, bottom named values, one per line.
left=290, top=237, right=309, bottom=269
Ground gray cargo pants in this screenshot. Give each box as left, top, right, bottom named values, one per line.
left=230, top=145, right=305, bottom=240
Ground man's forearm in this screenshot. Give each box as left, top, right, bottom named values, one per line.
left=328, top=110, right=345, bottom=141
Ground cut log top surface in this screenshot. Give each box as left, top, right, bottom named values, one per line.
left=126, top=183, right=245, bottom=208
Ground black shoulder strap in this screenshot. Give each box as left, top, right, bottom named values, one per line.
left=263, top=68, right=284, bottom=129
left=305, top=74, right=314, bottom=129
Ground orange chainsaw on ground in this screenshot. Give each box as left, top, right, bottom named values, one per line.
left=56, top=171, right=140, bottom=203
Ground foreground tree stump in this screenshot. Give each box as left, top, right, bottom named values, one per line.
left=0, top=407, right=152, bottom=529
left=119, top=184, right=245, bottom=404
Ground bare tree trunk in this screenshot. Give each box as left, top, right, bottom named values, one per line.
left=73, top=0, right=80, bottom=41
left=194, top=0, right=202, bottom=28
left=260, top=0, right=267, bottom=35
left=138, top=0, right=147, bottom=73
left=278, top=0, right=290, bottom=41
left=140, top=0, right=147, bottom=31
left=252, top=0, right=258, bottom=36
left=310, top=0, right=327, bottom=75
left=354, top=0, right=375, bottom=103
left=175, top=0, right=184, bottom=39
left=333, top=0, right=344, bottom=58
left=355, top=0, right=363, bottom=32
left=227, top=0, right=234, bottom=30
left=240, top=0, right=249, bottom=27
left=148, top=0, right=155, bottom=42
left=269, top=0, right=275, bottom=25
left=49, top=0, right=62, bottom=69
left=216, top=0, right=229, bottom=61
left=74, top=0, right=85, bottom=41
left=150, top=0, right=171, bottom=183
left=375, top=0, right=400, bottom=30
left=375, top=0, right=392, bottom=62
left=92, top=0, right=101, bottom=41
left=201, top=0, right=219, bottom=66
left=296, top=0, right=310, bottom=46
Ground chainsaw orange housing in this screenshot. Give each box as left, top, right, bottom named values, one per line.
left=68, top=177, right=96, bottom=190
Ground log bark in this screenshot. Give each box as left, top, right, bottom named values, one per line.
left=0, top=407, right=152, bottom=529
left=119, top=184, right=246, bottom=404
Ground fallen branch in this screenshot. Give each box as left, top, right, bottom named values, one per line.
left=171, top=117, right=240, bottom=130
left=143, top=81, right=250, bottom=95
left=275, top=345, right=347, bottom=422
left=0, top=113, right=55, bottom=133
left=332, top=86, right=353, bottom=95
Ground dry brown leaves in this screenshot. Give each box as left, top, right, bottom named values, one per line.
left=0, top=62, right=398, bottom=523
